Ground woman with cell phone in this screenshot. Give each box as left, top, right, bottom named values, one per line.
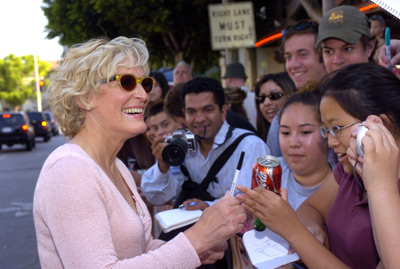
left=237, top=63, right=400, bottom=268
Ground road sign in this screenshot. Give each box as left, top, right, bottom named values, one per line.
left=208, top=2, right=256, bottom=50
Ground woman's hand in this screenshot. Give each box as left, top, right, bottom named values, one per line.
left=347, top=115, right=399, bottom=192
left=235, top=186, right=301, bottom=239
left=184, top=192, right=246, bottom=255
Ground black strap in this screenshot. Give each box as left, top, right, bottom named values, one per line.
left=199, top=131, right=254, bottom=188
left=181, top=130, right=255, bottom=189
left=174, top=129, right=254, bottom=208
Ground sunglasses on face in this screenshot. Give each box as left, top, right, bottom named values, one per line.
left=255, top=92, right=284, bottom=103
left=101, top=74, right=155, bottom=93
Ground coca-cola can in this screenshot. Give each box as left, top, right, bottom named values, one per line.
left=251, top=155, right=282, bottom=193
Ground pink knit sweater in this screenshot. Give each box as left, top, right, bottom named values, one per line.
left=33, top=143, right=201, bottom=268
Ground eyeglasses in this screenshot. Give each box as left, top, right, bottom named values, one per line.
left=255, top=92, right=284, bottom=103
left=101, top=74, right=155, bottom=93
left=281, top=21, right=318, bottom=36
left=319, top=122, right=360, bottom=139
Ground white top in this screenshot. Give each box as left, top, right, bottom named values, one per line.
left=141, top=121, right=270, bottom=205
left=241, top=86, right=257, bottom=129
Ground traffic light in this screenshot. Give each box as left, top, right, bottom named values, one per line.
left=39, top=80, right=44, bottom=91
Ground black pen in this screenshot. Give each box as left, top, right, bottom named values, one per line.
left=229, top=151, right=245, bottom=197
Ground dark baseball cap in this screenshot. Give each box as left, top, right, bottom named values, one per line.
left=223, top=63, right=247, bottom=79
left=316, top=5, right=371, bottom=48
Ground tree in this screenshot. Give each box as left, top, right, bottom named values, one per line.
left=42, top=0, right=222, bottom=73
left=42, top=0, right=333, bottom=73
left=0, top=55, right=52, bottom=110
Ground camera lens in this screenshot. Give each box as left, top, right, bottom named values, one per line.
left=162, top=138, right=188, bottom=166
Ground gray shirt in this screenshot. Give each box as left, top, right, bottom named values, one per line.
left=279, top=157, right=320, bottom=210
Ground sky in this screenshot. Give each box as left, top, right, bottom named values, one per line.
left=0, top=0, right=64, bottom=61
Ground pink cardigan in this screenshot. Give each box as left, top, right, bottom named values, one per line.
left=33, top=143, right=200, bottom=268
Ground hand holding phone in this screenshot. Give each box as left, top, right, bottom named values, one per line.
left=356, top=124, right=368, bottom=156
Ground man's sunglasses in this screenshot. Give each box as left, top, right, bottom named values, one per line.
left=255, top=92, right=284, bottom=103
left=281, top=21, right=318, bottom=36
left=101, top=74, right=155, bottom=93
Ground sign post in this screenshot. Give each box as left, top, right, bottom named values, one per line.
left=208, top=2, right=256, bottom=51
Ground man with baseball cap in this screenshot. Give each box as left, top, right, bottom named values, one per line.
left=316, top=5, right=375, bottom=73
left=223, top=62, right=257, bottom=129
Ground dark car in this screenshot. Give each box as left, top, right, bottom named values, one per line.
left=43, top=110, right=59, bottom=136
left=26, top=111, right=52, bottom=142
left=0, top=112, right=35, bottom=151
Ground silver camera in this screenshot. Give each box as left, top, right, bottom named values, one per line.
left=356, top=124, right=368, bottom=156
left=162, top=129, right=197, bottom=166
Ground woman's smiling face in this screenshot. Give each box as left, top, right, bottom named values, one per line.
left=86, top=61, right=149, bottom=141
left=320, top=96, right=360, bottom=174
left=258, top=80, right=289, bottom=123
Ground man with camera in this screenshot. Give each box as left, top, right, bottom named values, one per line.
left=141, top=77, right=269, bottom=210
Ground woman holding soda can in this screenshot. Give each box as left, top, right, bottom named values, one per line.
left=237, top=63, right=400, bottom=268
left=251, top=91, right=333, bottom=233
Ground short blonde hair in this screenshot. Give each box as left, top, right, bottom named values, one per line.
left=48, top=36, right=150, bottom=138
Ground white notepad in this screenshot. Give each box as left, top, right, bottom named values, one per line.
left=243, top=229, right=299, bottom=269
left=154, top=208, right=202, bottom=233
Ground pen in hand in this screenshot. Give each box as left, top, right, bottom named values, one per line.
left=385, top=27, right=391, bottom=71
left=178, top=201, right=197, bottom=209
left=229, top=151, right=245, bottom=197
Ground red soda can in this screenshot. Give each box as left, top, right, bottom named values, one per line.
left=251, top=155, right=282, bottom=193
left=251, top=155, right=282, bottom=231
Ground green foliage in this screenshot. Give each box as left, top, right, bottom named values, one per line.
left=42, top=0, right=222, bottom=73
left=0, top=55, right=52, bottom=109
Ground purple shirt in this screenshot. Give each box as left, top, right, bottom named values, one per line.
left=326, top=163, right=380, bottom=268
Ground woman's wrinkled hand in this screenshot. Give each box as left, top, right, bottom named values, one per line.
left=184, top=191, right=246, bottom=255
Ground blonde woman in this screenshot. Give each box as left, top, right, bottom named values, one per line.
left=33, top=36, right=245, bottom=268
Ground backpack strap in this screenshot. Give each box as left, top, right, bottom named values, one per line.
left=199, top=131, right=255, bottom=189
left=176, top=129, right=255, bottom=207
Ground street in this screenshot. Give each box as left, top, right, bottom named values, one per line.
left=0, top=135, right=68, bottom=268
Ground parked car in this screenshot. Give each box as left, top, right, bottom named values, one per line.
left=26, top=111, right=52, bottom=142
left=43, top=110, right=59, bottom=136
left=156, top=67, right=174, bottom=87
left=0, top=112, right=35, bottom=151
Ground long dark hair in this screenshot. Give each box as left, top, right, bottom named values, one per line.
left=319, top=63, right=400, bottom=134
left=254, top=72, right=297, bottom=141
left=149, top=71, right=170, bottom=98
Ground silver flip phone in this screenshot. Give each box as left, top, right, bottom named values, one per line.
left=356, top=124, right=368, bottom=156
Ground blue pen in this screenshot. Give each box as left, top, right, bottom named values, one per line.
left=178, top=201, right=197, bottom=209
left=385, top=27, right=391, bottom=71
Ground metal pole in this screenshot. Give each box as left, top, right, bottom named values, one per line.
left=34, top=55, right=42, bottom=112
left=222, top=0, right=231, bottom=64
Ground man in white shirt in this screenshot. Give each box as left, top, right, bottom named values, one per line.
left=223, top=62, right=257, bottom=129
left=141, top=77, right=269, bottom=209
